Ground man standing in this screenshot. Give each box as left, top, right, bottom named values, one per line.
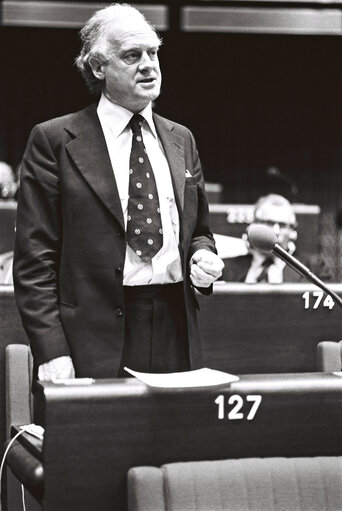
left=13, top=3, right=223, bottom=380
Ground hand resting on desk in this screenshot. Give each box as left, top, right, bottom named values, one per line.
left=38, top=355, right=75, bottom=381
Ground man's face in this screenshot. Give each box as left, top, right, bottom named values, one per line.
left=98, top=18, right=162, bottom=112
left=254, top=204, right=296, bottom=250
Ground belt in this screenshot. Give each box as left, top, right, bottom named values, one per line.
left=123, top=282, right=183, bottom=300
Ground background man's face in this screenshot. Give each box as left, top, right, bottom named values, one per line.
left=254, top=203, right=296, bottom=250
left=101, top=18, right=162, bottom=112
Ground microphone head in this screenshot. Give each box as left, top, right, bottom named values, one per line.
left=247, top=224, right=277, bottom=253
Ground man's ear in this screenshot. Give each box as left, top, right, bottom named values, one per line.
left=88, top=56, right=106, bottom=80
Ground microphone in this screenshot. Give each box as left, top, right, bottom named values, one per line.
left=247, top=223, right=342, bottom=308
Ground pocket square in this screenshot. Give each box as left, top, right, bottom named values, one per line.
left=185, top=169, right=192, bottom=178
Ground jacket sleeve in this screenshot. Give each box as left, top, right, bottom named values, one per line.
left=186, top=130, right=217, bottom=295
left=13, top=124, right=71, bottom=365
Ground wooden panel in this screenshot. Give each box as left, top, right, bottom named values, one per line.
left=2, top=2, right=169, bottom=29
left=182, top=6, right=342, bottom=35
left=198, top=282, right=342, bottom=374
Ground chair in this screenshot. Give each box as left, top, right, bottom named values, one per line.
left=128, top=456, right=342, bottom=511
left=317, top=340, right=342, bottom=372
left=4, top=344, right=41, bottom=511
left=5, top=344, right=33, bottom=438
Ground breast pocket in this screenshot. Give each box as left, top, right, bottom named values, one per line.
left=185, top=175, right=199, bottom=187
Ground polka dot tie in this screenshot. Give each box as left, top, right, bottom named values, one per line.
left=127, top=114, right=163, bottom=262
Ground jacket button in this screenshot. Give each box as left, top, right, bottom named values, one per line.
left=115, top=307, right=123, bottom=317
left=118, top=230, right=123, bottom=237
left=115, top=267, right=122, bottom=276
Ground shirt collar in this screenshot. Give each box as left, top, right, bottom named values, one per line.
left=97, top=93, right=157, bottom=139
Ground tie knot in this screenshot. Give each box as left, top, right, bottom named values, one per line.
left=129, top=114, right=144, bottom=134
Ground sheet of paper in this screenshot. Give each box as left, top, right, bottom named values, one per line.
left=213, top=233, right=248, bottom=259
left=51, top=377, right=95, bottom=385
left=124, top=367, right=239, bottom=388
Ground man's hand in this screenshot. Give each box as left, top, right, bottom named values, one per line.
left=190, top=249, right=224, bottom=288
left=38, top=355, right=75, bottom=381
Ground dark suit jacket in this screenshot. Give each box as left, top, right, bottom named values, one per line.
left=13, top=104, right=216, bottom=378
left=222, top=253, right=307, bottom=283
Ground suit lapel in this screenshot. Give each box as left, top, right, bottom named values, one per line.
left=153, top=114, right=186, bottom=212
left=65, top=104, right=125, bottom=230
left=64, top=108, right=186, bottom=228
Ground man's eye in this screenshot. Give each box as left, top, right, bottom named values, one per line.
left=149, top=50, right=158, bottom=60
left=124, top=53, right=139, bottom=63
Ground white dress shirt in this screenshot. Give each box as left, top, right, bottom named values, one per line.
left=97, top=94, right=182, bottom=285
left=245, top=241, right=296, bottom=283
left=245, top=251, right=286, bottom=284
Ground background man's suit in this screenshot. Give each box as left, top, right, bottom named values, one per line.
left=13, top=104, right=216, bottom=378
left=222, top=253, right=316, bottom=283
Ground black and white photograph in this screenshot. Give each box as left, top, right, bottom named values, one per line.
left=0, top=1, right=342, bottom=510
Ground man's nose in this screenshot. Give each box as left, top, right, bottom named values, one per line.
left=139, top=52, right=154, bottom=71
left=273, top=223, right=281, bottom=235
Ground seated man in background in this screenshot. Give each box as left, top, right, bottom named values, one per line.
left=0, top=161, right=17, bottom=200
left=223, top=194, right=302, bottom=283
left=0, top=161, right=17, bottom=284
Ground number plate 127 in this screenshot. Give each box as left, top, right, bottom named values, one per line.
left=215, top=395, right=262, bottom=420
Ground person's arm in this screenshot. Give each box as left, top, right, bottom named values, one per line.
left=186, top=130, right=224, bottom=291
left=189, top=249, right=224, bottom=288
left=13, top=124, right=71, bottom=368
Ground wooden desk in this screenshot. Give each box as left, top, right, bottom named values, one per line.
left=12, top=374, right=339, bottom=510
left=1, top=282, right=342, bottom=451
left=198, top=282, right=342, bottom=374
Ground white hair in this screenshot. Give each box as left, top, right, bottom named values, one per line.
left=75, top=3, right=160, bottom=94
left=254, top=194, right=296, bottom=226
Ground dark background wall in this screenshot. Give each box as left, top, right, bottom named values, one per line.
left=1, top=23, right=342, bottom=275
left=2, top=27, right=341, bottom=202
left=159, top=32, right=342, bottom=205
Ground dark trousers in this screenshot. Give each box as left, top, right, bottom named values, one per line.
left=118, top=282, right=190, bottom=376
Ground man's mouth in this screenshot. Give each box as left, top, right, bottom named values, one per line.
left=138, top=77, right=155, bottom=84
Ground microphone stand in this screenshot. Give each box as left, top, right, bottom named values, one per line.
left=273, top=243, right=342, bottom=308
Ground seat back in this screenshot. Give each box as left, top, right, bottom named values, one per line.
left=5, top=344, right=33, bottom=439
left=317, top=340, right=342, bottom=372
left=128, top=456, right=342, bottom=511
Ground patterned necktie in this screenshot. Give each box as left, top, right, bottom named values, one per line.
left=127, top=114, right=163, bottom=262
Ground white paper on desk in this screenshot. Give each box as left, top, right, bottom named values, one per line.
left=124, top=367, right=239, bottom=388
